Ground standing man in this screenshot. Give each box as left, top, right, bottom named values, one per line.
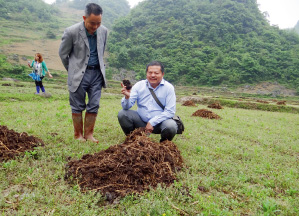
left=118, top=61, right=178, bottom=142
left=59, top=3, right=108, bottom=143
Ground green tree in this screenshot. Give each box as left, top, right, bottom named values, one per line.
left=107, top=0, right=299, bottom=89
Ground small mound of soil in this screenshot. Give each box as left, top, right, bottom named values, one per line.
left=182, top=100, right=196, bottom=106
left=2, top=83, right=11, bottom=86
left=0, top=125, right=44, bottom=162
left=122, top=79, right=132, bottom=90
left=277, top=101, right=286, bottom=105
left=64, top=128, right=183, bottom=200
left=192, top=109, right=221, bottom=119
left=207, top=103, right=223, bottom=109
left=256, top=100, right=269, bottom=104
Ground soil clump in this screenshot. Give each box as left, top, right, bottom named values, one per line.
left=207, top=103, right=223, bottom=109
left=64, top=128, right=184, bottom=201
left=277, top=101, right=286, bottom=105
left=122, top=79, right=132, bottom=90
left=256, top=100, right=269, bottom=104
left=0, top=125, right=44, bottom=162
left=2, top=83, right=11, bottom=86
left=192, top=109, right=221, bottom=119
left=182, top=100, right=196, bottom=107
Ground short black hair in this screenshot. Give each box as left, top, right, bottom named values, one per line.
left=85, top=3, right=103, bottom=17
left=146, top=61, right=165, bottom=73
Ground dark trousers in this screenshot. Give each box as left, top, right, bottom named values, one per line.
left=118, top=109, right=178, bottom=141
left=69, top=68, right=103, bottom=113
left=35, top=76, right=44, bottom=87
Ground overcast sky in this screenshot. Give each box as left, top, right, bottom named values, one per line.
left=256, top=0, right=299, bottom=29
left=43, top=0, right=142, bottom=8
left=44, top=0, right=299, bottom=29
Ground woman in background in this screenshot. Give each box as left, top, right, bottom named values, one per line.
left=28, top=53, right=52, bottom=94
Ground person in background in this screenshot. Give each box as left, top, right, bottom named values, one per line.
left=59, top=3, right=108, bottom=143
left=118, top=61, right=178, bottom=142
left=28, top=53, right=52, bottom=94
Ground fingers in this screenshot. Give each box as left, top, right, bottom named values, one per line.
left=145, top=122, right=153, bottom=134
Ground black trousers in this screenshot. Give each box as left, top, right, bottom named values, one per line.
left=35, top=76, right=44, bottom=87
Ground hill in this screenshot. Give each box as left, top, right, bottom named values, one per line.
left=0, top=0, right=59, bottom=23
left=0, top=0, right=130, bottom=80
left=294, top=20, right=299, bottom=34
left=64, top=0, right=130, bottom=29
left=107, top=0, right=299, bottom=93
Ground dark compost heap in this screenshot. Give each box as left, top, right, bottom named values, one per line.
left=0, top=125, right=44, bottom=162
left=182, top=100, right=196, bottom=107
left=207, top=103, right=223, bottom=109
left=65, top=128, right=184, bottom=199
left=192, top=109, right=221, bottom=119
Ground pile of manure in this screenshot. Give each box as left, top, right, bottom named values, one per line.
left=256, top=100, right=269, bottom=104
left=182, top=100, right=196, bottom=106
left=0, top=125, right=44, bottom=162
left=192, top=109, right=221, bottom=119
left=64, top=128, right=184, bottom=201
left=277, top=101, right=286, bottom=105
left=207, top=103, right=223, bottom=109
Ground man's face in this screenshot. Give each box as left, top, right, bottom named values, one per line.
left=83, top=13, right=102, bottom=34
left=146, top=65, right=164, bottom=88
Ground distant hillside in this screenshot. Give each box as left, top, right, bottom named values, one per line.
left=108, top=0, right=299, bottom=92
left=65, top=0, right=130, bottom=29
left=294, top=20, right=299, bottom=34
left=0, top=0, right=59, bottom=23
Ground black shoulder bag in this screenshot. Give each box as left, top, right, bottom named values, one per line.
left=148, top=88, right=185, bottom=134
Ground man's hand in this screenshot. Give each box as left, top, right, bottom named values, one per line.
left=145, top=122, right=154, bottom=134
left=121, top=82, right=131, bottom=99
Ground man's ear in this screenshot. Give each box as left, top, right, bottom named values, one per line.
left=83, top=16, right=86, bottom=21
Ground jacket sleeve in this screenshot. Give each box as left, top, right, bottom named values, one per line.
left=42, top=62, right=48, bottom=75
left=59, top=28, right=73, bottom=71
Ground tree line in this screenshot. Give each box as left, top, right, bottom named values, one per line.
left=0, top=0, right=59, bottom=23
left=107, top=0, right=299, bottom=93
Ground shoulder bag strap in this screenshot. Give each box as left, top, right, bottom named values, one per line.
left=148, top=88, right=165, bottom=110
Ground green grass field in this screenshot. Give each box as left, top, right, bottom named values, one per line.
left=0, top=80, right=298, bottom=215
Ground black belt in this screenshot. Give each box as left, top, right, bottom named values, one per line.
left=86, top=65, right=100, bottom=70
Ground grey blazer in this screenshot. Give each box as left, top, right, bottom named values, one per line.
left=59, top=22, right=108, bottom=92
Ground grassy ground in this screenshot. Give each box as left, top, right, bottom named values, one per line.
left=0, top=80, right=298, bottom=215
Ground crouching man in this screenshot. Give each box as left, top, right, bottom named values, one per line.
left=118, top=61, right=178, bottom=142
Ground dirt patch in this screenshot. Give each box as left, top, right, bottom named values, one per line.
left=182, top=100, right=196, bottom=106
left=64, top=128, right=184, bottom=201
left=0, top=125, right=44, bottom=162
left=277, top=101, right=286, bottom=105
left=256, top=100, right=269, bottom=104
left=2, top=83, right=11, bottom=86
left=192, top=109, right=221, bottom=119
left=207, top=103, right=223, bottom=109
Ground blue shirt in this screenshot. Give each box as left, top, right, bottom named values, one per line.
left=121, top=79, right=176, bottom=126
left=85, top=27, right=99, bottom=66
